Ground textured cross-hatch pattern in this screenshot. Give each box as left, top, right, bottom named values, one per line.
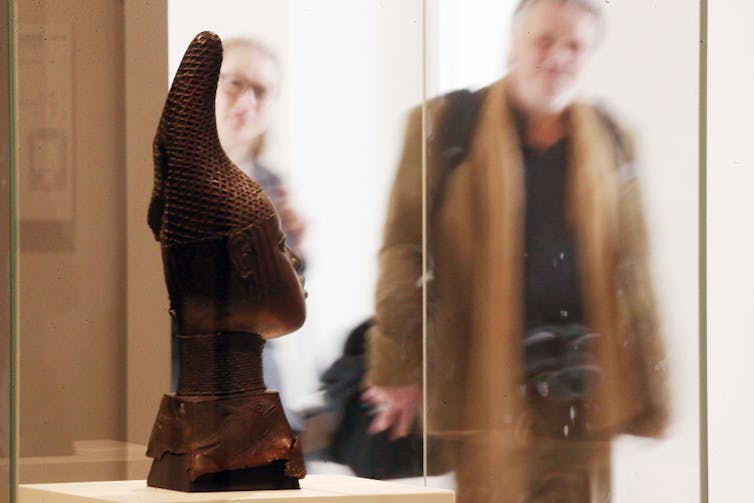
left=148, top=31, right=274, bottom=247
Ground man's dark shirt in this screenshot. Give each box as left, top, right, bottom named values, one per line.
left=521, top=139, right=585, bottom=329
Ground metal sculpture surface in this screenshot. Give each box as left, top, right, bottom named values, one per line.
left=145, top=31, right=306, bottom=492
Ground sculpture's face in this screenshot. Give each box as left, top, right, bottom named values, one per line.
left=166, top=197, right=306, bottom=340
left=224, top=199, right=307, bottom=339
left=152, top=31, right=305, bottom=339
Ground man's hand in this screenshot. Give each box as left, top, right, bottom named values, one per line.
left=361, top=384, right=421, bottom=441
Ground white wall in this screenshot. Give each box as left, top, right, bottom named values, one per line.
left=286, top=0, right=423, bottom=375
left=708, top=2, right=754, bottom=502
left=429, top=0, right=514, bottom=94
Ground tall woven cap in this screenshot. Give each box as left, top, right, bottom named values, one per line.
left=148, top=31, right=274, bottom=246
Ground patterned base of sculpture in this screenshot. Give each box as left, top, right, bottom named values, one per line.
left=146, top=391, right=304, bottom=491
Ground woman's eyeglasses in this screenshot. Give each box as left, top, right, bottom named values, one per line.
left=219, top=73, right=272, bottom=102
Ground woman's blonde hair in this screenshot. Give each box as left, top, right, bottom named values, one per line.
left=222, top=37, right=281, bottom=158
left=223, top=37, right=279, bottom=66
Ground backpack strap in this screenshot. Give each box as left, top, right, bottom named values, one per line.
left=428, top=87, right=488, bottom=216
left=594, top=104, right=634, bottom=167
left=436, top=87, right=488, bottom=170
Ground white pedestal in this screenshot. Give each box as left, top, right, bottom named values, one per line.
left=19, top=475, right=455, bottom=502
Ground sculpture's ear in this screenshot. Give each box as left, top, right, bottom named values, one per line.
left=228, top=229, right=257, bottom=280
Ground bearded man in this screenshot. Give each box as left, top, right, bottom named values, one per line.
left=363, top=1, right=669, bottom=501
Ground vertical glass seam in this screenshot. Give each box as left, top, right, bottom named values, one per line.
left=420, top=0, right=428, bottom=485
left=698, top=0, right=708, bottom=501
left=7, top=0, right=18, bottom=501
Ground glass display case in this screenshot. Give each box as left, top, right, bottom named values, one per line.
left=1, top=0, right=11, bottom=498
left=3, top=0, right=736, bottom=501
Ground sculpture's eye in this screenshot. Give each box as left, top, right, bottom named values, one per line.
left=289, top=253, right=302, bottom=271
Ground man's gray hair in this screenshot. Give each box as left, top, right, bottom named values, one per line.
left=512, top=0, right=605, bottom=42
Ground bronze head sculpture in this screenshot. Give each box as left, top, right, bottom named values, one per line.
left=145, top=31, right=306, bottom=492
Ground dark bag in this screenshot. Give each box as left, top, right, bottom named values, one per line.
left=325, top=319, right=424, bottom=479
left=325, top=91, right=487, bottom=479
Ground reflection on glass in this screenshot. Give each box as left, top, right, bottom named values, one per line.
left=15, top=0, right=133, bottom=485
left=366, top=0, right=699, bottom=501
